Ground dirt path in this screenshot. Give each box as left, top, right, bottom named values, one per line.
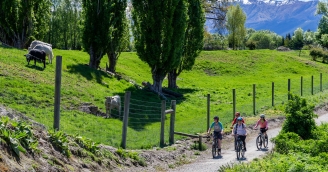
left=169, top=113, right=328, bottom=172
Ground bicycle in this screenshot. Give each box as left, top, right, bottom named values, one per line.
left=255, top=129, right=268, bottom=150
left=207, top=133, right=221, bottom=158
left=235, top=135, right=245, bottom=160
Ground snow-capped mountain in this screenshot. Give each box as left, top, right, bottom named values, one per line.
left=207, top=0, right=321, bottom=36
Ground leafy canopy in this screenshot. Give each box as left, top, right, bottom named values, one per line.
left=281, top=94, right=317, bottom=139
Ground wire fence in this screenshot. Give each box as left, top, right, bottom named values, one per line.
left=0, top=55, right=328, bottom=148
left=210, top=73, right=328, bottom=124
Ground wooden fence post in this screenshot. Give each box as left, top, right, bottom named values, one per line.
left=160, top=100, right=166, bottom=147
left=301, top=76, right=303, bottom=96
left=198, top=135, right=202, bottom=151
left=272, top=82, right=274, bottom=107
left=253, top=84, right=256, bottom=115
left=320, top=73, right=322, bottom=92
left=121, top=91, right=131, bottom=149
left=232, top=89, right=236, bottom=121
left=207, top=94, right=210, bottom=131
left=312, top=75, right=314, bottom=95
left=169, top=100, right=176, bottom=145
left=54, top=56, right=62, bottom=131
left=288, top=79, right=291, bottom=100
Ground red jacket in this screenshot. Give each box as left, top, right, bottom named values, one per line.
left=231, top=117, right=245, bottom=126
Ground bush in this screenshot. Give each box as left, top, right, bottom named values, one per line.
left=246, top=40, right=256, bottom=50
left=282, top=94, right=317, bottom=139
left=302, top=45, right=311, bottom=50
left=272, top=132, right=300, bottom=154
left=322, top=52, right=328, bottom=63
left=309, top=48, right=324, bottom=61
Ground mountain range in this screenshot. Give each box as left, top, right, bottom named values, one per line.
left=207, top=0, right=322, bottom=36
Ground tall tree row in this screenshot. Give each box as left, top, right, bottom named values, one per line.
left=49, top=0, right=83, bottom=49
left=0, top=0, right=51, bottom=48
left=168, top=0, right=205, bottom=89
left=106, top=0, right=129, bottom=73
left=132, top=0, right=188, bottom=93
left=82, top=0, right=127, bottom=70
left=226, top=4, right=246, bottom=50
left=316, top=1, right=328, bottom=48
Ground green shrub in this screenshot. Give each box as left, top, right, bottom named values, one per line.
left=0, top=116, right=39, bottom=157
left=246, top=40, right=256, bottom=50
left=322, top=52, right=328, bottom=63
left=272, top=132, right=300, bottom=154
left=48, top=130, right=71, bottom=157
left=282, top=94, right=317, bottom=139
left=309, top=48, right=324, bottom=61
left=302, top=45, right=311, bottom=50
left=74, top=134, right=100, bottom=155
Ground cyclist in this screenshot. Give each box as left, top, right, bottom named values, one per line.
left=232, top=117, right=247, bottom=151
left=253, top=114, right=268, bottom=139
left=230, top=112, right=244, bottom=129
left=207, top=116, right=224, bottom=152
left=230, top=112, right=244, bottom=150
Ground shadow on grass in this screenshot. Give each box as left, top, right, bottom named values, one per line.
left=117, top=86, right=198, bottom=131
left=25, top=64, right=45, bottom=71
left=66, top=63, right=111, bottom=86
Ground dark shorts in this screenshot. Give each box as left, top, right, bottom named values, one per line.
left=213, top=131, right=222, bottom=140
left=260, top=128, right=268, bottom=133
left=237, top=135, right=246, bottom=142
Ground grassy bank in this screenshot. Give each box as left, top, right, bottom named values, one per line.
left=1, top=46, right=328, bottom=149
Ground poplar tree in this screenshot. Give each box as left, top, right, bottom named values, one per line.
left=106, top=0, right=129, bottom=73
left=226, top=4, right=246, bottom=50
left=168, top=0, right=205, bottom=89
left=132, top=0, right=188, bottom=93
left=82, top=0, right=112, bottom=69
left=0, top=0, right=51, bottom=48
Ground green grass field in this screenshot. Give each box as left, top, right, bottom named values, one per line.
left=1, top=45, right=328, bottom=149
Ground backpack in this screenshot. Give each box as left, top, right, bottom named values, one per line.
left=233, top=123, right=246, bottom=134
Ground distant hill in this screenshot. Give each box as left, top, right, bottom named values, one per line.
left=206, top=0, right=321, bottom=36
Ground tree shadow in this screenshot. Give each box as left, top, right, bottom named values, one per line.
left=66, top=64, right=111, bottom=86
left=114, top=86, right=198, bottom=131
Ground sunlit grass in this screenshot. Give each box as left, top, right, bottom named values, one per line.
left=1, top=45, right=328, bottom=149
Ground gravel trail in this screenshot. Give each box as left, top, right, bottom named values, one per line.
left=170, top=113, right=328, bottom=172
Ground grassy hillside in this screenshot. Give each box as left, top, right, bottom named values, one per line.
left=1, top=45, right=328, bottom=149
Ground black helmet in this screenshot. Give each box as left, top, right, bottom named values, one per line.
left=213, top=116, right=219, bottom=120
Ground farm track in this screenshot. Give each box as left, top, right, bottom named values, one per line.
left=169, top=113, right=328, bottom=172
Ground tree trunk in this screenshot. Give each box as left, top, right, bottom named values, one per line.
left=152, top=72, right=165, bottom=93
left=168, top=70, right=178, bottom=89
left=299, top=49, right=301, bottom=57
left=88, top=46, right=100, bottom=69
left=107, top=52, right=117, bottom=73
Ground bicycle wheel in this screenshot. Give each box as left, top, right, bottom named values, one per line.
left=236, top=141, right=241, bottom=160
left=241, top=142, right=245, bottom=158
left=212, top=145, right=217, bottom=158
left=212, top=140, right=217, bottom=158
left=263, top=135, right=268, bottom=148
left=256, top=135, right=262, bottom=150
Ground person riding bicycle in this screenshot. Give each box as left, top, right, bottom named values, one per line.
left=230, top=112, right=244, bottom=150
left=232, top=117, right=247, bottom=151
left=253, top=114, right=268, bottom=139
left=230, top=112, right=244, bottom=129
left=207, top=116, right=224, bottom=152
